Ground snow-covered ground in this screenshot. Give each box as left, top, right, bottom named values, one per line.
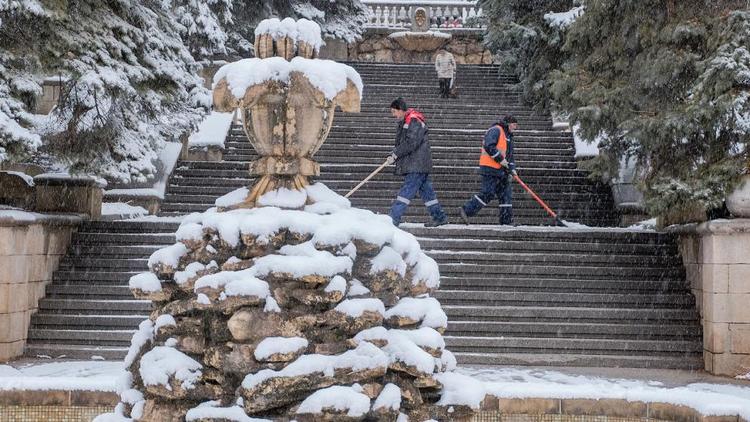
left=101, top=202, right=149, bottom=219
left=1, top=361, right=748, bottom=418
left=0, top=361, right=123, bottom=392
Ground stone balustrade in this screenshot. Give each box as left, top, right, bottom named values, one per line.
left=362, top=0, right=485, bottom=30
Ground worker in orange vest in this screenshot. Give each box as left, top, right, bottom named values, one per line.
left=459, top=115, right=519, bottom=225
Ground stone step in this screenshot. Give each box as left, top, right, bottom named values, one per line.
left=23, top=343, right=128, bottom=360
left=79, top=221, right=180, bottom=233
left=54, top=270, right=141, bottom=282
left=437, top=263, right=680, bottom=279
left=427, top=251, right=680, bottom=266
left=58, top=258, right=151, bottom=270
left=452, top=352, right=703, bottom=369
left=69, top=245, right=165, bottom=256
left=156, top=203, right=618, bottom=223
left=166, top=182, right=607, bottom=196
left=445, top=321, right=701, bottom=339
left=72, top=233, right=176, bottom=244
left=28, top=329, right=134, bottom=345
left=38, top=298, right=152, bottom=313
left=46, top=285, right=132, bottom=298
left=168, top=173, right=597, bottom=185
left=442, top=305, right=698, bottom=322
left=162, top=194, right=614, bottom=210
left=444, top=336, right=703, bottom=354
left=434, top=290, right=694, bottom=308
left=438, top=276, right=687, bottom=292
left=404, top=226, right=672, bottom=242
left=417, top=238, right=676, bottom=254
left=31, top=313, right=147, bottom=328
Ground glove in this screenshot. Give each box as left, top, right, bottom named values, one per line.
left=385, top=153, right=397, bottom=165
left=511, top=169, right=518, bottom=177
left=499, top=158, right=509, bottom=168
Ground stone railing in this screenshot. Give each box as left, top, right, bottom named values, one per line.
left=362, top=1, right=485, bottom=30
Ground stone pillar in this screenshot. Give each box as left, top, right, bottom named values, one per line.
left=0, top=214, right=80, bottom=361
left=33, top=174, right=105, bottom=218
left=676, top=219, right=750, bottom=376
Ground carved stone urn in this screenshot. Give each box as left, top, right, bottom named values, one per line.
left=212, top=18, right=362, bottom=208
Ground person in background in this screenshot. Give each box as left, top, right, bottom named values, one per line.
left=459, top=115, right=520, bottom=226
left=434, top=49, right=456, bottom=98
left=386, top=98, right=449, bottom=228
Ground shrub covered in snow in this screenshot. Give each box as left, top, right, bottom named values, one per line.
left=0, top=1, right=368, bottom=183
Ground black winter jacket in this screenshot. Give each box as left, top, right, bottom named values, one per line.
left=392, top=109, right=433, bottom=175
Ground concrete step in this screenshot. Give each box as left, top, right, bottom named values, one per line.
left=417, top=238, right=676, bottom=254
left=444, top=336, right=703, bottom=354
left=24, top=343, right=128, bottom=360
left=438, top=276, right=686, bottom=292
left=72, top=233, right=176, bottom=245
left=46, top=285, right=132, bottom=298
left=31, top=313, right=148, bottom=328
left=404, top=226, right=672, bottom=243
left=28, top=329, right=134, bottom=345
left=452, top=352, right=703, bottom=369
left=69, top=245, right=165, bottom=256
left=54, top=270, right=141, bottom=282
left=434, top=290, right=694, bottom=308
left=427, top=251, right=680, bottom=266
left=442, top=305, right=698, bottom=322
left=436, top=263, right=681, bottom=279
left=445, top=321, right=701, bottom=339
left=58, top=258, right=150, bottom=270
left=38, top=298, right=152, bottom=313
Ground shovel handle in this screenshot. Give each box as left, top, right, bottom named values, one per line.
left=513, top=173, right=560, bottom=220
left=345, top=160, right=390, bottom=198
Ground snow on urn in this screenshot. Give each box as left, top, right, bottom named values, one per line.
left=212, top=18, right=362, bottom=207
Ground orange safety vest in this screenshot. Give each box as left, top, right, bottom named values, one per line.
left=479, top=125, right=508, bottom=169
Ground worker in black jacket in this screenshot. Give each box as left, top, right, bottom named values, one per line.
left=386, top=98, right=448, bottom=228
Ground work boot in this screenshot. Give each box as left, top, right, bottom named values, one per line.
left=425, top=217, right=449, bottom=228
left=459, top=208, right=469, bottom=225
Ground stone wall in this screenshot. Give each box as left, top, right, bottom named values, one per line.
left=0, top=214, right=80, bottom=361
left=675, top=219, right=750, bottom=376
left=345, top=30, right=493, bottom=64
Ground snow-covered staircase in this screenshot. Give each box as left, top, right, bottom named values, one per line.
left=25, top=63, right=702, bottom=369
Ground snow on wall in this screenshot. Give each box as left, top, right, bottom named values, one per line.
left=572, top=124, right=601, bottom=158
left=188, top=111, right=233, bottom=149
left=544, top=6, right=585, bottom=29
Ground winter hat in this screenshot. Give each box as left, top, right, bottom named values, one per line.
left=390, top=97, right=408, bottom=111
left=503, top=114, right=518, bottom=124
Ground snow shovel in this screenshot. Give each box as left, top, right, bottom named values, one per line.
left=512, top=173, right=569, bottom=227
left=345, top=159, right=390, bottom=198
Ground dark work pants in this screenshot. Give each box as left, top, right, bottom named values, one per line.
left=390, top=173, right=447, bottom=226
left=462, top=173, right=513, bottom=225
left=439, top=78, right=452, bottom=97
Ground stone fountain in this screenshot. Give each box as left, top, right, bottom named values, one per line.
left=388, top=7, right=452, bottom=53
left=212, top=17, right=362, bottom=207
left=96, top=17, right=474, bottom=422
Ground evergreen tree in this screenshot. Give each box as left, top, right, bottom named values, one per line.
left=0, top=0, right=367, bottom=183
left=480, top=0, right=577, bottom=110
left=551, top=1, right=750, bottom=216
